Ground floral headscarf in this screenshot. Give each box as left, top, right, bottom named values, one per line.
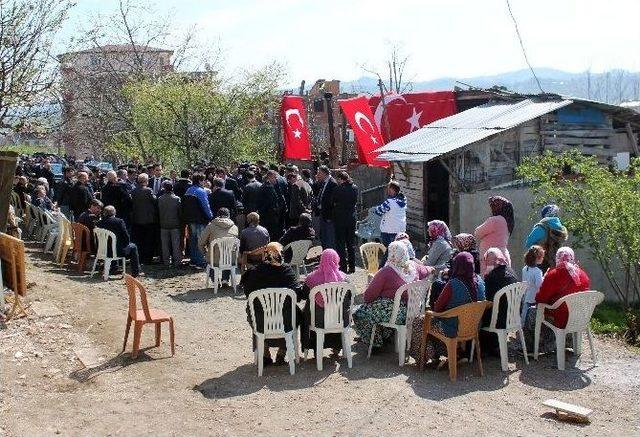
left=541, top=204, right=560, bottom=218
left=452, top=233, right=476, bottom=252
left=386, top=241, right=418, bottom=283
left=484, top=247, right=508, bottom=274
left=427, top=220, right=452, bottom=242
left=394, top=232, right=416, bottom=259
left=488, top=195, right=514, bottom=235
left=263, top=242, right=284, bottom=266
left=555, top=246, right=580, bottom=283
left=305, top=249, right=347, bottom=307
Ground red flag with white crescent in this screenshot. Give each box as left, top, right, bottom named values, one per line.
left=338, top=96, right=388, bottom=167
left=281, top=95, right=312, bottom=160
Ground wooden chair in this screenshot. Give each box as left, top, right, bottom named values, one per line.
left=418, top=301, right=491, bottom=381
left=122, top=275, right=175, bottom=359
left=240, top=245, right=266, bottom=273
left=71, top=222, right=91, bottom=272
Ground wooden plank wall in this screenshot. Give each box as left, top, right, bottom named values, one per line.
left=393, top=162, right=426, bottom=245
left=0, top=232, right=26, bottom=296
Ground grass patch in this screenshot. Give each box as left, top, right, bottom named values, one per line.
left=0, top=144, right=58, bottom=155
left=590, top=301, right=639, bottom=336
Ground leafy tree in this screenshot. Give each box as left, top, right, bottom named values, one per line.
left=112, top=64, right=284, bottom=168
left=517, top=151, right=640, bottom=308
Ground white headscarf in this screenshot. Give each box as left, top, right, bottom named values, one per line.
left=555, top=246, right=580, bottom=283
left=386, top=241, right=418, bottom=283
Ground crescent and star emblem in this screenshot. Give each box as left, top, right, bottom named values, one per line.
left=354, top=111, right=379, bottom=145
left=285, top=108, right=304, bottom=139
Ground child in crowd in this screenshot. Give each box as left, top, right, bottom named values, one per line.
left=521, top=245, right=545, bottom=324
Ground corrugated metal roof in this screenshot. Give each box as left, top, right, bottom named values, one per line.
left=376, top=98, right=572, bottom=162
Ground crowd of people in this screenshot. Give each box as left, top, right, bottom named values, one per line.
left=10, top=153, right=592, bottom=369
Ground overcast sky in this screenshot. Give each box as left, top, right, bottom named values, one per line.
left=62, top=0, right=640, bottom=85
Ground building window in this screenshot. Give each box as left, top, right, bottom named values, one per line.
left=313, top=99, right=324, bottom=112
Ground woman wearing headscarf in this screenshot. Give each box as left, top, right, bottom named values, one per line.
left=475, top=196, right=514, bottom=274
left=241, top=242, right=303, bottom=366
left=394, top=232, right=417, bottom=260
left=300, top=249, right=351, bottom=356
left=422, top=220, right=454, bottom=272
left=522, top=247, right=590, bottom=354
left=409, top=252, right=486, bottom=364
left=428, top=233, right=481, bottom=307
left=479, top=248, right=519, bottom=355
left=524, top=204, right=568, bottom=272
left=353, top=241, right=432, bottom=349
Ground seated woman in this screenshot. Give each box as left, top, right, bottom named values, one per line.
left=523, top=247, right=590, bottom=354
left=279, top=212, right=315, bottom=263
left=479, top=248, right=519, bottom=355
left=394, top=232, right=417, bottom=260
left=353, top=241, right=432, bottom=350
left=429, top=233, right=480, bottom=307
left=32, top=185, right=53, bottom=211
left=422, top=220, right=454, bottom=273
left=300, top=249, right=350, bottom=356
left=409, top=252, right=486, bottom=365
left=241, top=242, right=303, bottom=366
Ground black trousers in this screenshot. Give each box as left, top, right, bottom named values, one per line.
left=132, top=223, right=158, bottom=264
left=334, top=217, right=356, bottom=272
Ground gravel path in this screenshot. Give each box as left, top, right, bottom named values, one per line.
left=1, top=244, right=639, bottom=436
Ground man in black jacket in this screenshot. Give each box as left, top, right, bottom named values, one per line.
left=333, top=171, right=358, bottom=273
left=69, top=171, right=94, bottom=219
left=257, top=170, right=285, bottom=240
left=96, top=205, right=141, bottom=277
left=241, top=171, right=261, bottom=216
left=173, top=169, right=192, bottom=199
left=209, top=178, right=237, bottom=219
left=101, top=170, right=133, bottom=227
left=55, top=167, right=75, bottom=220
left=215, top=167, right=242, bottom=201
left=313, top=165, right=337, bottom=249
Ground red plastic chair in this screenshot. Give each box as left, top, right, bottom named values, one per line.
left=122, top=274, right=175, bottom=359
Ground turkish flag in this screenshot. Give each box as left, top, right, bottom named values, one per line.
left=338, top=96, right=388, bottom=167
left=281, top=95, right=312, bottom=160
left=369, top=91, right=457, bottom=142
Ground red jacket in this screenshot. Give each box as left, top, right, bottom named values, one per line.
left=535, top=265, right=590, bottom=328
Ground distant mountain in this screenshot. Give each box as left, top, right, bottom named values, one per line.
left=340, top=68, right=640, bottom=104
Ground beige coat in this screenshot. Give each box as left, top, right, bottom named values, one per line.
left=198, top=218, right=239, bottom=263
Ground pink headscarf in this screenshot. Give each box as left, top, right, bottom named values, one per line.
left=305, top=249, right=347, bottom=306
left=484, top=247, right=508, bottom=274
left=555, top=246, right=580, bottom=283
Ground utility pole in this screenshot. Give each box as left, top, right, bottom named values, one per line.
left=324, top=92, right=338, bottom=168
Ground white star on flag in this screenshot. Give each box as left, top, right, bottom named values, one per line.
left=370, top=135, right=378, bottom=144
left=406, top=107, right=423, bottom=132
left=293, top=129, right=302, bottom=139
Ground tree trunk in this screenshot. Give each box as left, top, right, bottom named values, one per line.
left=0, top=152, right=18, bottom=233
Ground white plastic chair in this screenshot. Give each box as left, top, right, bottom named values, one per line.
left=25, top=203, right=39, bottom=239
left=367, top=278, right=432, bottom=366
left=304, top=282, right=355, bottom=370
left=41, top=211, right=59, bottom=251
left=90, top=228, right=127, bottom=281
left=205, top=237, right=240, bottom=294
left=475, top=282, right=529, bottom=371
left=534, top=290, right=604, bottom=370
left=247, top=288, right=300, bottom=376
left=283, top=240, right=313, bottom=279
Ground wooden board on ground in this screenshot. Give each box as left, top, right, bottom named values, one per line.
left=543, top=399, right=592, bottom=424
left=74, top=347, right=104, bottom=368
left=30, top=301, right=64, bottom=318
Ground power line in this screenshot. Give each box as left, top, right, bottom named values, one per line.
left=505, top=0, right=544, bottom=94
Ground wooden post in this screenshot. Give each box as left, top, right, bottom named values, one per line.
left=324, top=92, right=338, bottom=168
left=0, top=152, right=18, bottom=233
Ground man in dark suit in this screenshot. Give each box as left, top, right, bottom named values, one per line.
left=333, top=171, right=358, bottom=273
left=69, top=171, right=94, bottom=219
left=208, top=178, right=237, bottom=219
left=101, top=170, right=133, bottom=227
left=241, top=171, right=261, bottom=215
left=96, top=205, right=142, bottom=277
left=215, top=167, right=242, bottom=201
left=130, top=173, right=158, bottom=264
left=314, top=165, right=337, bottom=249
left=257, top=170, right=285, bottom=240
left=149, top=163, right=167, bottom=196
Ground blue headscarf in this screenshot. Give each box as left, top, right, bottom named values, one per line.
left=541, top=204, right=560, bottom=218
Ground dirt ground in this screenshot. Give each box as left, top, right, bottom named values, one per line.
left=1, top=244, right=639, bottom=437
